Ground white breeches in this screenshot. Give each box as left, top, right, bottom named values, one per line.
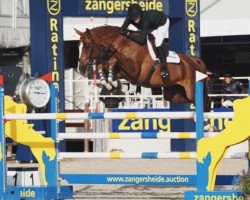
left=222, top=100, right=233, bottom=108
left=151, top=18, right=169, bottom=47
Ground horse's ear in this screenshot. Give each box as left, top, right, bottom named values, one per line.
left=85, top=28, right=91, bottom=36
left=74, top=28, right=84, bottom=36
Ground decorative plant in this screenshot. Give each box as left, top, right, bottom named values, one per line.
left=237, top=170, right=250, bottom=195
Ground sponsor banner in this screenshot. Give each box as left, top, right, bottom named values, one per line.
left=185, top=190, right=244, bottom=200
left=185, top=0, right=200, bottom=56
left=46, top=0, right=64, bottom=99
left=60, top=174, right=238, bottom=185
left=61, top=174, right=196, bottom=185
left=112, top=107, right=233, bottom=132
left=210, top=108, right=233, bottom=131
left=112, top=109, right=171, bottom=132
left=78, top=0, right=168, bottom=16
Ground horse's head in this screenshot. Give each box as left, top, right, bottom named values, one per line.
left=75, top=28, right=100, bottom=76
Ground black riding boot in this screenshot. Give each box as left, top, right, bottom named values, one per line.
left=156, top=46, right=169, bottom=79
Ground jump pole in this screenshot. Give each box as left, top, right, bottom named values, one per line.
left=0, top=83, right=6, bottom=195
left=195, top=71, right=205, bottom=191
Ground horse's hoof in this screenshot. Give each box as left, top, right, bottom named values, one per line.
left=105, top=83, right=112, bottom=90
left=111, top=80, right=118, bottom=88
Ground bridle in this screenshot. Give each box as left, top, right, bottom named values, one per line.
left=79, top=31, right=117, bottom=71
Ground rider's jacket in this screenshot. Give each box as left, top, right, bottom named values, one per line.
left=121, top=10, right=168, bottom=45
left=222, top=79, right=245, bottom=101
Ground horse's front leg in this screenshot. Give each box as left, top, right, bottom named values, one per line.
left=108, top=56, right=119, bottom=88
left=98, top=63, right=112, bottom=90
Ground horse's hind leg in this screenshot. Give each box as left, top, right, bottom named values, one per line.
left=204, top=89, right=211, bottom=112
left=163, top=85, right=189, bottom=103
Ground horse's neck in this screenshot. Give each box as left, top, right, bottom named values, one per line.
left=93, top=27, right=120, bottom=46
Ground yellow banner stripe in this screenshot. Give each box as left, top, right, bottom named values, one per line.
left=180, top=152, right=191, bottom=159
left=109, top=152, right=121, bottom=159
left=109, top=133, right=120, bottom=139
left=125, top=112, right=137, bottom=119
left=56, top=113, right=67, bottom=120
left=179, top=132, right=190, bottom=139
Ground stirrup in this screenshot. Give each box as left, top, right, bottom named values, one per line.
left=161, top=70, right=169, bottom=79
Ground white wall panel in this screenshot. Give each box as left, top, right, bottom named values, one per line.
left=200, top=0, right=250, bottom=36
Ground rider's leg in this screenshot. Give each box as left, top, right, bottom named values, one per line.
left=153, top=18, right=170, bottom=79
left=156, top=45, right=169, bottom=79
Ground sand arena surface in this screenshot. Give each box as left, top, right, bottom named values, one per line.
left=8, top=158, right=247, bottom=199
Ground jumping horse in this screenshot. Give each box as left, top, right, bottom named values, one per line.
left=75, top=26, right=211, bottom=112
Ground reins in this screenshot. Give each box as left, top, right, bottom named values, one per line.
left=87, top=31, right=118, bottom=66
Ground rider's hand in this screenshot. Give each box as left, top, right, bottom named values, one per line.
left=121, top=29, right=129, bottom=36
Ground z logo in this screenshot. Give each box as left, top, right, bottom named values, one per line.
left=47, top=0, right=61, bottom=16
left=186, top=0, right=198, bottom=17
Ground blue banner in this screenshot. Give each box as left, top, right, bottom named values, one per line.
left=210, top=107, right=233, bottom=131
left=112, top=109, right=171, bottom=132
left=60, top=174, right=238, bottom=185
left=78, top=0, right=168, bottom=16
left=185, top=190, right=244, bottom=200
left=185, top=0, right=200, bottom=56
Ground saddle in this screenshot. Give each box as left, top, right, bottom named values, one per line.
left=147, top=34, right=180, bottom=64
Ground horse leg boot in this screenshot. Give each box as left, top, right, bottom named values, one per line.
left=108, top=57, right=119, bottom=88
left=98, top=64, right=112, bottom=90
left=156, top=45, right=169, bottom=79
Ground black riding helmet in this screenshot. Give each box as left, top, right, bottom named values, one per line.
left=128, top=4, right=142, bottom=20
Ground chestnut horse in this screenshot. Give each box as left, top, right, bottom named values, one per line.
left=75, top=26, right=211, bottom=112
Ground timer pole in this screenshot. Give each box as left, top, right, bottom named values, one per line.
left=0, top=77, right=7, bottom=195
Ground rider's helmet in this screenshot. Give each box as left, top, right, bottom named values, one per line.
left=128, top=4, right=142, bottom=20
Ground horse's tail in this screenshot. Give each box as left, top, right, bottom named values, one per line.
left=191, top=56, right=211, bottom=112
left=190, top=56, right=207, bottom=74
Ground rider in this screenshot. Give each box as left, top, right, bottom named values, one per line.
left=121, top=4, right=170, bottom=79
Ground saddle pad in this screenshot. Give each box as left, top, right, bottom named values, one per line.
left=147, top=39, right=180, bottom=64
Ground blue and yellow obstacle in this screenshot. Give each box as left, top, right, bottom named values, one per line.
left=0, top=77, right=249, bottom=199
left=0, top=84, right=73, bottom=199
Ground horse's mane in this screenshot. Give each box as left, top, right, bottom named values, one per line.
left=91, top=25, right=121, bottom=36
left=91, top=25, right=141, bottom=36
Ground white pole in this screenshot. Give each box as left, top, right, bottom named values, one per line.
left=58, top=152, right=245, bottom=159
left=57, top=132, right=218, bottom=140
left=12, top=0, right=17, bottom=29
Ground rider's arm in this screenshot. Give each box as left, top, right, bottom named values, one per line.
left=236, top=81, right=245, bottom=94
left=121, top=18, right=130, bottom=29
left=127, top=21, right=149, bottom=45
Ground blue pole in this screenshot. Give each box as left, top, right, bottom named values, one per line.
left=195, top=81, right=204, bottom=190
left=0, top=86, right=6, bottom=195
left=47, top=85, right=59, bottom=194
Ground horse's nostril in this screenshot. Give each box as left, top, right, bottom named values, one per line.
left=78, top=64, right=87, bottom=75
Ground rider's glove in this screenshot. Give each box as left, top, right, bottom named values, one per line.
left=121, top=29, right=130, bottom=36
